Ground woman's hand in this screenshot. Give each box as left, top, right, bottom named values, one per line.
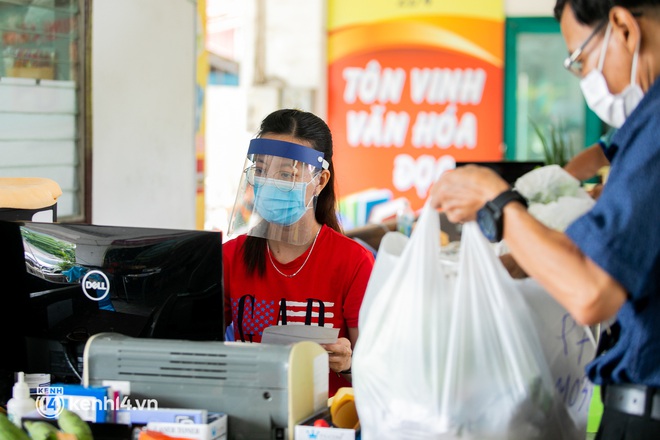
left=431, top=165, right=510, bottom=223
left=320, top=337, right=352, bottom=374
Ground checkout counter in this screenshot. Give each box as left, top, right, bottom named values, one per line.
left=82, top=333, right=329, bottom=440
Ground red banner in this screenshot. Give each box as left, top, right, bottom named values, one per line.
left=328, top=6, right=504, bottom=217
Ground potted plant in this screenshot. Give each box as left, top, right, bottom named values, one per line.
left=529, top=118, right=576, bottom=167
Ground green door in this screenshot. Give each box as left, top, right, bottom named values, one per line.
left=504, top=17, right=602, bottom=162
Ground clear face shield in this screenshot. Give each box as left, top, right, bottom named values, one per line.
left=227, top=138, right=329, bottom=246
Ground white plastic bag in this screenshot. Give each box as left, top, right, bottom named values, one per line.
left=353, top=203, right=583, bottom=439
left=353, top=201, right=454, bottom=439
left=439, top=222, right=580, bottom=439
left=514, top=278, right=597, bottom=433
left=514, top=165, right=595, bottom=232
left=514, top=164, right=592, bottom=205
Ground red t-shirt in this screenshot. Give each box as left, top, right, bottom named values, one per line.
left=223, top=225, right=375, bottom=396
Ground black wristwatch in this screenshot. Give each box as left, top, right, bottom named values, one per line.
left=476, top=189, right=528, bottom=243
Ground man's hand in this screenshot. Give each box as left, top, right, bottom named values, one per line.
left=431, top=165, right=509, bottom=223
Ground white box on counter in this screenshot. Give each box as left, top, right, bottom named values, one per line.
left=294, top=408, right=356, bottom=440
left=295, top=424, right=355, bottom=440
left=144, top=412, right=227, bottom=440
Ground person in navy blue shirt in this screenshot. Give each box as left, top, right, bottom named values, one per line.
left=431, top=0, right=660, bottom=438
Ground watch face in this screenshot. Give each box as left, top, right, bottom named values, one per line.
left=477, top=206, right=498, bottom=243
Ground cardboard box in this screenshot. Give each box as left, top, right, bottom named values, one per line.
left=117, top=407, right=208, bottom=425
left=6, top=67, right=55, bottom=80
left=45, top=384, right=113, bottom=423
left=144, top=412, right=227, bottom=440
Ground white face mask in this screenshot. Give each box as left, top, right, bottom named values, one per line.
left=579, top=22, right=643, bottom=128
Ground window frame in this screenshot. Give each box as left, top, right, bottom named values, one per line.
left=0, top=0, right=91, bottom=222
left=503, top=16, right=602, bottom=161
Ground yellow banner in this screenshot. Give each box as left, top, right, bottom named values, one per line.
left=328, top=19, right=502, bottom=67
left=195, top=0, right=209, bottom=230
left=328, top=0, right=504, bottom=30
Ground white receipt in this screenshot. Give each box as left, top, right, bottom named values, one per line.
left=261, top=325, right=339, bottom=345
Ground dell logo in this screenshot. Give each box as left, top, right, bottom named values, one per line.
left=81, top=270, right=111, bottom=302
left=85, top=280, right=107, bottom=290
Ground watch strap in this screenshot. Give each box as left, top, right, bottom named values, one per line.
left=490, top=189, right=528, bottom=211
left=478, top=189, right=527, bottom=243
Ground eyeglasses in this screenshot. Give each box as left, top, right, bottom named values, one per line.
left=563, top=20, right=607, bottom=77
left=244, top=165, right=318, bottom=192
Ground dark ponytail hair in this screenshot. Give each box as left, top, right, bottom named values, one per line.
left=243, top=109, right=342, bottom=276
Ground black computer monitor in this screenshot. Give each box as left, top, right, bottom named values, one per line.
left=0, top=220, right=224, bottom=401
left=455, top=161, right=544, bottom=185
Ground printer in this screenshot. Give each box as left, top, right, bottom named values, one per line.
left=83, top=332, right=329, bottom=440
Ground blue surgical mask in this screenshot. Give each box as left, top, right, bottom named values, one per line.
left=253, top=178, right=315, bottom=226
